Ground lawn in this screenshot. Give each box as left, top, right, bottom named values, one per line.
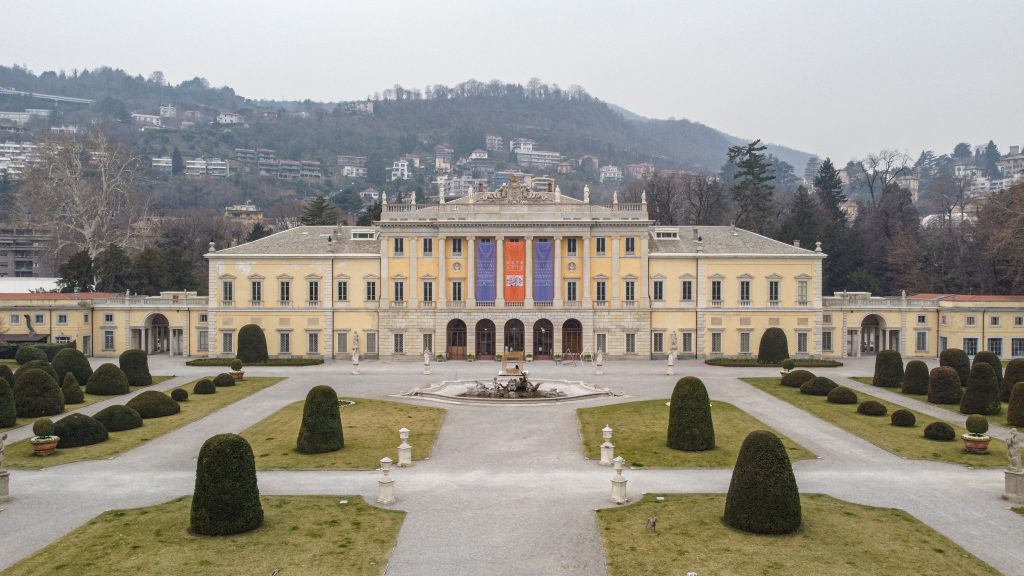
left=743, top=377, right=1006, bottom=467
left=598, top=493, right=999, bottom=576
left=242, top=397, right=446, bottom=470
left=577, top=399, right=813, bottom=468
left=1, top=495, right=404, bottom=576
left=4, top=377, right=283, bottom=468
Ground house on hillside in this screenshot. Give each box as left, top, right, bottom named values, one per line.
left=599, top=165, right=622, bottom=183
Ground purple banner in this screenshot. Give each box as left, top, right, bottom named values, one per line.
left=476, top=240, right=496, bottom=302
left=533, top=240, right=554, bottom=302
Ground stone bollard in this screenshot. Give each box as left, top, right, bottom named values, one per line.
left=377, top=457, right=395, bottom=505
left=398, top=428, right=412, bottom=467
left=611, top=456, right=628, bottom=504
left=600, top=425, right=615, bottom=466
left=351, top=351, right=361, bottom=375
left=595, top=351, right=604, bottom=376
left=0, top=432, right=9, bottom=503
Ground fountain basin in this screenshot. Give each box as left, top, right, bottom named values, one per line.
left=400, top=378, right=618, bottom=404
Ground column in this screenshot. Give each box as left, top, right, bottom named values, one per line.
left=409, top=237, right=418, bottom=306
left=380, top=237, right=389, bottom=304
left=553, top=235, right=563, bottom=307
left=468, top=236, right=476, bottom=305
left=639, top=235, right=649, bottom=306
left=611, top=237, right=621, bottom=303
left=525, top=236, right=533, bottom=306
left=438, top=236, right=447, bottom=306
left=582, top=236, right=591, bottom=303
left=496, top=235, right=505, bottom=306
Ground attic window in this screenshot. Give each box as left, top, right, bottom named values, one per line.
left=654, top=229, right=678, bottom=239
left=350, top=228, right=377, bottom=240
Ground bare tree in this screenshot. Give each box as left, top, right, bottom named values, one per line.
left=860, top=150, right=912, bottom=207
left=681, top=173, right=727, bottom=225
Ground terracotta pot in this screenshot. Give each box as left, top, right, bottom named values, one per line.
left=962, top=434, right=991, bottom=454
left=31, top=436, right=60, bottom=456
left=232, top=371, right=244, bottom=381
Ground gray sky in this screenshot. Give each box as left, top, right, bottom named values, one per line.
left=4, top=0, right=1021, bottom=164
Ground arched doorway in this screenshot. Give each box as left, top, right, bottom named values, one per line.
left=144, top=313, right=170, bottom=354
left=446, top=319, right=467, bottom=360
left=475, top=319, right=495, bottom=359
left=504, top=319, right=525, bottom=360
left=562, top=319, right=582, bottom=356
left=533, top=319, right=554, bottom=360
left=860, top=314, right=886, bottom=355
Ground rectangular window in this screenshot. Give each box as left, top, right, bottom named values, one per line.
left=740, top=332, right=751, bottom=354
left=199, top=313, right=208, bottom=323
left=104, top=313, right=114, bottom=323
left=393, top=280, right=405, bottom=301
left=941, top=315, right=948, bottom=326
left=423, top=281, right=433, bottom=302
left=625, top=280, right=636, bottom=302
left=423, top=333, right=433, bottom=354
left=596, top=280, right=607, bottom=302
left=566, top=280, right=578, bottom=302
left=337, top=280, right=348, bottom=301
left=1015, top=316, right=1023, bottom=327
left=916, top=331, right=928, bottom=352
left=34, top=314, right=43, bottom=324
left=711, top=332, right=722, bottom=354
left=394, top=237, right=404, bottom=255
left=279, top=281, right=290, bottom=303
left=250, top=280, right=262, bottom=303
left=682, top=280, right=693, bottom=301
left=769, top=280, right=780, bottom=304
left=711, top=280, right=722, bottom=303
left=740, top=280, right=751, bottom=304
left=54, top=336, right=71, bottom=344
left=279, top=332, right=291, bottom=354
left=198, top=330, right=209, bottom=351
left=823, top=314, right=833, bottom=324
left=103, top=330, right=115, bottom=350
left=451, top=238, right=463, bottom=256
left=452, top=281, right=463, bottom=301
left=625, top=333, right=636, bottom=354
left=365, top=281, right=377, bottom=301
left=393, top=333, right=404, bottom=354
left=308, top=280, right=320, bottom=304
left=823, top=331, right=833, bottom=352
left=653, top=280, right=664, bottom=301
left=84, top=313, right=89, bottom=322
left=596, top=333, right=607, bottom=353
left=963, top=337, right=979, bottom=356
left=337, top=332, right=348, bottom=353
left=940, top=336, right=948, bottom=352
left=596, top=237, right=606, bottom=255
left=57, top=314, right=67, bottom=325
left=222, top=332, right=234, bottom=354
left=366, top=332, right=378, bottom=354
left=988, top=338, right=1003, bottom=357
left=222, top=281, right=234, bottom=303
left=422, top=238, right=433, bottom=256
left=798, top=332, right=808, bottom=353
left=307, top=332, right=320, bottom=355
left=991, top=316, right=1001, bottom=327
left=966, top=316, right=977, bottom=327
left=653, top=332, right=664, bottom=353
left=625, top=237, right=636, bottom=255
left=797, top=280, right=808, bottom=305
left=917, top=314, right=927, bottom=324
left=566, top=238, right=578, bottom=256
left=1012, top=338, right=1024, bottom=357
left=682, top=332, right=693, bottom=353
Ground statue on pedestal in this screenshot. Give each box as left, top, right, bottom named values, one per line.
left=1009, top=429, right=1021, bottom=472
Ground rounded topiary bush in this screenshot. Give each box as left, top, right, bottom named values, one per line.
left=119, top=349, right=152, bottom=387
left=800, top=376, right=838, bottom=396
left=857, top=400, right=887, bottom=416
left=54, top=413, right=109, bottom=448
left=890, top=409, right=916, bottom=427
left=0, top=378, right=16, bottom=427
left=1007, top=382, right=1024, bottom=427
left=827, top=386, right=858, bottom=404
left=666, top=376, right=715, bottom=451
left=924, top=421, right=956, bottom=441
left=781, top=369, right=815, bottom=388
left=93, top=404, right=143, bottom=431
left=52, top=348, right=93, bottom=390
left=872, top=350, right=904, bottom=388
left=213, top=373, right=235, bottom=388
left=928, top=366, right=962, bottom=405
left=13, top=368, right=64, bottom=417
left=230, top=359, right=243, bottom=372
left=61, top=373, right=84, bottom=404
left=901, top=360, right=929, bottom=395
left=973, top=351, right=1003, bottom=393
left=126, top=390, right=180, bottom=419
left=86, top=363, right=129, bottom=396
left=193, top=378, right=216, bottom=395
left=960, top=363, right=1001, bottom=415
left=940, top=348, right=971, bottom=387
left=296, top=385, right=345, bottom=454
left=965, top=414, right=989, bottom=435
left=0, top=364, right=14, bottom=389
left=15, top=359, right=58, bottom=383
left=171, top=388, right=189, bottom=402
left=757, top=328, right=790, bottom=364
left=33, top=417, right=55, bottom=436
left=781, top=359, right=796, bottom=371
left=1002, top=359, right=1024, bottom=403
left=237, top=324, right=269, bottom=364
left=190, top=433, right=263, bottom=536
left=15, top=345, right=46, bottom=365
left=724, top=430, right=801, bottom=534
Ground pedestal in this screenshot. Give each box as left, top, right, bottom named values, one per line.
left=377, top=477, right=395, bottom=505
left=611, top=477, right=628, bottom=504
left=398, top=443, right=412, bottom=467
left=0, top=470, right=9, bottom=503
left=1003, top=469, right=1024, bottom=504
left=600, top=442, right=614, bottom=466
left=665, top=364, right=674, bottom=376
left=596, top=364, right=604, bottom=376
left=351, top=354, right=361, bottom=375
left=423, top=365, right=431, bottom=375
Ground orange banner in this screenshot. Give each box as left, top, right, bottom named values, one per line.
left=504, top=239, right=526, bottom=302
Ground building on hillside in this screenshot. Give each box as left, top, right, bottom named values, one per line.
left=626, top=163, right=656, bottom=180
left=434, top=145, right=454, bottom=167
left=998, top=146, right=1024, bottom=178
left=359, top=187, right=381, bottom=204
left=235, top=148, right=257, bottom=163
left=531, top=176, right=556, bottom=194
left=49, top=125, right=78, bottom=134
left=0, top=109, right=50, bottom=126
left=390, top=160, right=410, bottom=181
left=131, top=113, right=161, bottom=127
left=159, top=105, right=177, bottom=118
left=579, top=155, right=600, bottom=171
left=485, top=135, right=503, bottom=152
left=278, top=160, right=301, bottom=181
left=492, top=171, right=529, bottom=189
left=0, top=141, right=38, bottom=177
left=469, top=149, right=488, bottom=160
left=151, top=157, right=172, bottom=173
left=599, top=165, right=623, bottom=183
left=894, top=173, right=920, bottom=202
left=216, top=112, right=243, bottom=125
left=515, top=149, right=561, bottom=170
left=401, top=154, right=422, bottom=169
left=207, top=158, right=230, bottom=178
left=225, top=201, right=263, bottom=224
left=337, top=155, right=367, bottom=168
left=436, top=175, right=485, bottom=199
left=258, top=160, right=280, bottom=178
left=557, top=161, right=574, bottom=175
left=184, top=159, right=207, bottom=176
left=300, top=161, right=322, bottom=182
left=342, top=165, right=367, bottom=178
left=509, top=138, right=536, bottom=153
left=0, top=223, right=54, bottom=277
left=348, top=101, right=374, bottom=115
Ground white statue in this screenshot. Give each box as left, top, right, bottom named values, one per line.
left=554, top=185, right=561, bottom=202
left=583, top=185, right=590, bottom=203
left=439, top=192, right=445, bottom=204
left=382, top=191, right=388, bottom=205
left=424, top=350, right=431, bottom=365
left=596, top=351, right=603, bottom=366
left=1009, top=429, right=1022, bottom=472
left=612, top=191, right=618, bottom=204
left=410, top=192, right=416, bottom=206
left=0, top=432, right=6, bottom=470
left=671, top=332, right=678, bottom=352
left=641, top=189, right=647, bottom=204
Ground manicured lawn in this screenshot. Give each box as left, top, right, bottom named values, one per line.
left=242, top=397, right=446, bottom=470
left=4, top=377, right=283, bottom=468
left=598, top=493, right=999, bottom=576
left=744, top=377, right=1006, bottom=467
left=577, top=399, right=813, bottom=468
left=0, top=359, right=17, bottom=368
left=1, top=495, right=404, bottom=576
left=851, top=376, right=1017, bottom=427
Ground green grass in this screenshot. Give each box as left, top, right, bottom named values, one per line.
left=0, top=358, right=17, bottom=367
left=598, top=493, right=999, bottom=576
left=852, top=376, right=1018, bottom=428
left=577, top=399, right=814, bottom=467
left=4, top=377, right=284, bottom=468
left=744, top=377, right=1006, bottom=467
left=242, top=397, right=446, bottom=470
left=1, top=495, right=404, bottom=576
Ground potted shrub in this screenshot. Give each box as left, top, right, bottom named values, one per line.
left=466, top=353, right=475, bottom=362
left=495, top=354, right=503, bottom=362
left=962, top=414, right=991, bottom=454
left=435, top=353, right=444, bottom=363
left=525, top=353, right=533, bottom=362
left=553, top=354, right=562, bottom=363
left=230, top=358, right=244, bottom=381
left=781, top=358, right=796, bottom=375
left=30, top=417, right=59, bottom=456
left=583, top=353, right=593, bottom=362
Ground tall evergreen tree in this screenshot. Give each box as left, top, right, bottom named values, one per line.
left=726, top=140, right=775, bottom=235
left=93, top=244, right=133, bottom=293
left=778, top=186, right=821, bottom=250
left=953, top=142, right=972, bottom=160
left=163, top=246, right=197, bottom=291
left=983, top=140, right=1002, bottom=179
left=246, top=222, right=271, bottom=242
left=171, top=147, right=184, bottom=175
left=131, top=246, right=169, bottom=295
left=357, top=201, right=382, bottom=226
left=813, top=158, right=847, bottom=223
left=299, top=196, right=338, bottom=226
left=57, top=249, right=94, bottom=293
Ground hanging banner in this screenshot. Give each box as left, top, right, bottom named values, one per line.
left=533, top=240, right=554, bottom=302
left=504, top=239, right=526, bottom=302
left=476, top=240, right=496, bottom=302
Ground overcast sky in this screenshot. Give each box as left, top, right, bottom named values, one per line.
left=4, top=0, right=1021, bottom=164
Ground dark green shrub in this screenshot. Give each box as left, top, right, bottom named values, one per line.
left=757, top=328, right=789, bottom=364
left=33, top=417, right=54, bottom=436
left=800, top=376, right=837, bottom=396
left=973, top=351, right=1003, bottom=393
left=724, top=430, right=801, bottom=534
left=213, top=373, right=236, bottom=388
left=193, top=378, right=216, bottom=395
left=0, top=377, right=15, bottom=427
left=230, top=359, right=243, bottom=372
left=666, top=377, right=715, bottom=451
left=940, top=348, right=970, bottom=387
left=26, top=343, right=76, bottom=361
left=296, top=385, right=344, bottom=454
left=13, top=368, right=64, bottom=417
left=1001, top=358, right=1024, bottom=402
left=126, top=391, right=180, bottom=419
left=927, top=367, right=961, bottom=404
left=965, top=414, right=989, bottom=435
left=93, top=404, right=143, bottom=431
left=781, top=369, right=815, bottom=388
left=872, top=350, right=904, bottom=388
left=960, top=363, right=1001, bottom=415
left=85, top=363, right=129, bottom=396
left=901, top=360, right=929, bottom=395
left=15, top=360, right=58, bottom=383
left=0, top=364, right=16, bottom=388
left=119, top=349, right=152, bottom=387
left=237, top=324, right=269, bottom=364
left=54, top=413, right=108, bottom=448
left=61, top=373, right=84, bottom=404
left=15, top=345, right=46, bottom=365
left=857, top=400, right=887, bottom=416
left=924, top=421, right=956, bottom=441
left=827, top=386, right=858, bottom=404
left=171, top=388, right=189, bottom=402
left=52, top=348, right=93, bottom=389
left=890, top=409, right=916, bottom=427
left=190, top=433, right=263, bottom=536
left=781, top=359, right=796, bottom=371
left=1008, top=382, right=1024, bottom=427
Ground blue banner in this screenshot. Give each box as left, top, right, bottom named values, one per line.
left=533, top=240, right=554, bottom=302
left=476, top=240, right=496, bottom=302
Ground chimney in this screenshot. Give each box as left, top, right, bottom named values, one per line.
left=793, top=239, right=800, bottom=248
left=692, top=228, right=699, bottom=241
left=730, top=221, right=738, bottom=236
left=1011, top=145, right=1020, bottom=156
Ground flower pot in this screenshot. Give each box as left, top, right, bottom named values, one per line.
left=962, top=434, right=991, bottom=454
left=31, top=435, right=60, bottom=456
left=231, top=371, right=244, bottom=381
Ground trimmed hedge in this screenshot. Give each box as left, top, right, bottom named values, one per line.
left=724, top=430, right=801, bottom=534
left=93, top=404, right=144, bottom=431
left=237, top=324, right=269, bottom=364
left=54, top=413, right=108, bottom=448
left=61, top=373, right=84, bottom=404
left=1008, top=382, right=1024, bottom=427
left=296, top=385, right=345, bottom=454
left=15, top=360, right=58, bottom=383
left=126, top=390, right=181, bottom=419
left=857, top=400, right=887, bottom=416
left=119, top=349, right=152, bottom=387
left=52, top=348, right=93, bottom=390
left=33, top=417, right=54, bottom=436
left=927, top=367, right=962, bottom=405
left=186, top=357, right=324, bottom=367
left=924, top=421, right=956, bottom=441
left=666, top=376, right=715, bottom=451
left=171, top=388, right=189, bottom=402
left=1003, top=359, right=1024, bottom=403
left=190, top=433, right=264, bottom=536
left=0, top=377, right=16, bottom=427
left=781, top=370, right=815, bottom=388
left=901, top=360, right=929, bottom=395
left=213, top=373, right=236, bottom=388
left=193, top=378, right=217, bottom=395
left=0, top=365, right=14, bottom=389
left=965, top=414, right=989, bottom=435
left=827, top=386, right=858, bottom=405
left=705, top=358, right=843, bottom=368
left=890, top=409, right=916, bottom=427
left=86, top=363, right=130, bottom=396
left=13, top=368, right=64, bottom=418
left=756, top=328, right=790, bottom=364
left=800, top=376, right=838, bottom=396
left=781, top=359, right=796, bottom=371
left=960, top=363, right=1001, bottom=415
left=872, top=350, right=904, bottom=388
left=15, top=345, right=47, bottom=365
left=940, top=348, right=971, bottom=387
left=973, top=351, right=1003, bottom=392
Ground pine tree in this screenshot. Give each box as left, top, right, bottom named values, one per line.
left=299, top=196, right=338, bottom=226
left=93, top=244, right=133, bottom=293
left=814, top=158, right=847, bottom=223
left=983, top=140, right=1002, bottom=179
left=171, top=147, right=184, bottom=175
left=726, top=140, right=775, bottom=234
left=131, top=246, right=168, bottom=295
left=57, top=249, right=94, bottom=292
left=357, top=201, right=382, bottom=226
left=779, top=185, right=821, bottom=249
left=952, top=142, right=972, bottom=160
left=246, top=222, right=271, bottom=242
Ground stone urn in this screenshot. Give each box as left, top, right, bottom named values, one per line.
left=30, top=435, right=60, bottom=456
left=962, top=433, right=991, bottom=454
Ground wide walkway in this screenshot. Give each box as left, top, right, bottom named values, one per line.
left=1, top=356, right=1022, bottom=575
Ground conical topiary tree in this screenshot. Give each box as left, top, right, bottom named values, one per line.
left=940, top=348, right=971, bottom=387
left=724, top=430, right=801, bottom=534
left=86, top=363, right=129, bottom=396
left=119, top=349, right=152, bottom=387
left=902, top=360, right=929, bottom=395
left=666, top=376, right=715, bottom=451
left=928, top=366, right=962, bottom=405
left=190, top=434, right=263, bottom=536
left=1000, top=358, right=1024, bottom=403
left=960, top=363, right=1001, bottom=415
left=1007, top=382, right=1024, bottom=427
left=973, top=351, right=1003, bottom=395
left=872, top=350, right=904, bottom=388
left=757, top=328, right=789, bottom=364
left=296, top=385, right=344, bottom=453
left=237, top=324, right=269, bottom=364
left=0, top=377, right=16, bottom=427
left=52, top=348, right=93, bottom=390
left=61, top=373, right=84, bottom=404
